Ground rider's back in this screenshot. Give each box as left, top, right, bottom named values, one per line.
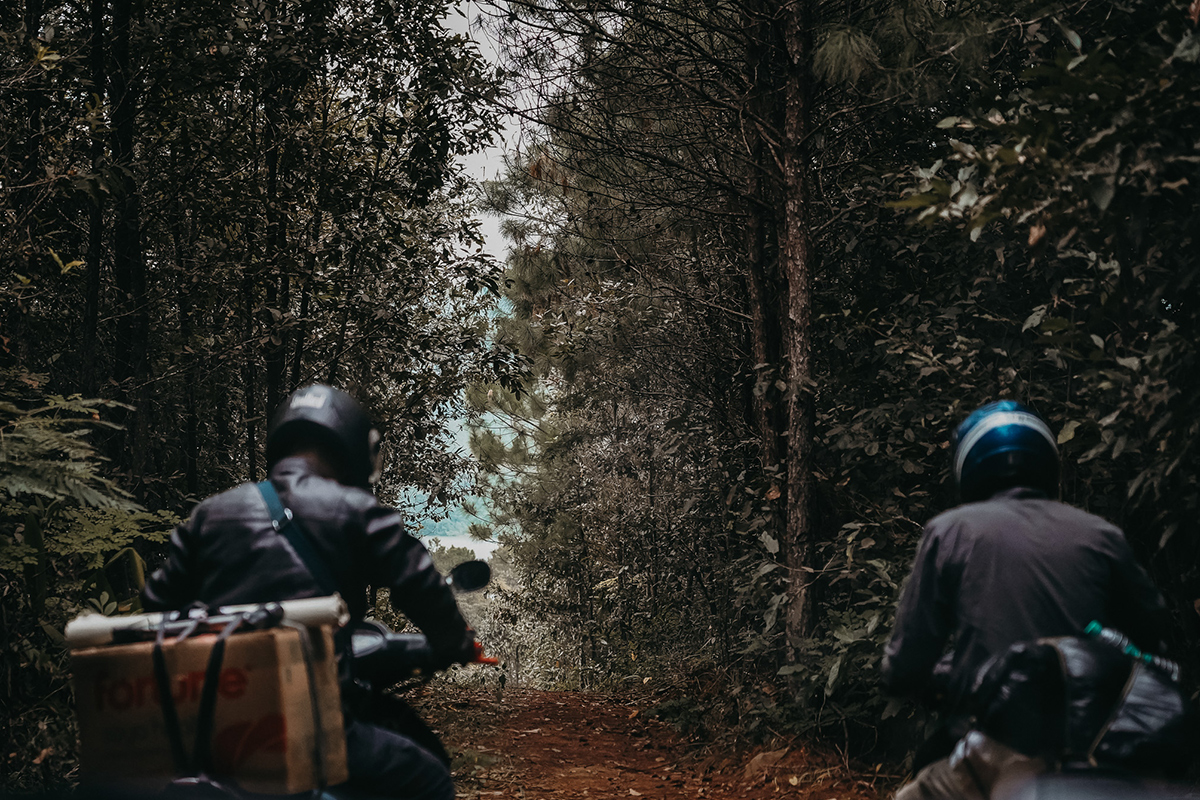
left=139, top=385, right=473, bottom=800
left=884, top=488, right=1168, bottom=711
left=935, top=488, right=1163, bottom=699
left=143, top=457, right=464, bottom=656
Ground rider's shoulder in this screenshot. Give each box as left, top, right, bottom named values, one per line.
left=187, top=481, right=265, bottom=519
left=338, top=482, right=383, bottom=513
left=927, top=489, right=1121, bottom=538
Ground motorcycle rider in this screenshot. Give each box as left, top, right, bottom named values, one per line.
left=142, top=384, right=475, bottom=800
left=881, top=400, right=1169, bottom=800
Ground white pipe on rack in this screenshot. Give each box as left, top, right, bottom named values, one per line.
left=64, top=594, right=349, bottom=649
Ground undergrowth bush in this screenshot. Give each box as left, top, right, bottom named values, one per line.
left=1, top=370, right=174, bottom=791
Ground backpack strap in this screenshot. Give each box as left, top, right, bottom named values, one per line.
left=256, top=480, right=338, bottom=597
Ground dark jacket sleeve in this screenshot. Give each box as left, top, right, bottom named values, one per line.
left=1108, top=537, right=1169, bottom=653
left=142, top=513, right=202, bottom=612
left=360, top=503, right=474, bottom=664
left=881, top=519, right=958, bottom=696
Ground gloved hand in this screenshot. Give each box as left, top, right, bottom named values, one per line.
left=430, top=627, right=478, bottom=671
left=919, top=651, right=954, bottom=709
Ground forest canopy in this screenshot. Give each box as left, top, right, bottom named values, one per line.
left=466, top=0, right=1200, bottom=749
left=3, top=0, right=1200, bottom=789
left=1, top=0, right=514, bottom=787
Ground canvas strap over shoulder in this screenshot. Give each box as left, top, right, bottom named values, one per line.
left=256, top=480, right=338, bottom=597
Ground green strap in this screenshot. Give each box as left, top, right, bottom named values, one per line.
left=256, top=480, right=338, bottom=596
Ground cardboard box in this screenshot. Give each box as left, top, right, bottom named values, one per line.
left=72, top=626, right=348, bottom=794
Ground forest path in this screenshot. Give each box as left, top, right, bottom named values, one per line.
left=413, top=686, right=892, bottom=800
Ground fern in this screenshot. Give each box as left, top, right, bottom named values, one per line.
left=0, top=367, right=160, bottom=606
left=0, top=369, right=139, bottom=512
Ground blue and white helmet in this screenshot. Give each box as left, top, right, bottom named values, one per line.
left=952, top=400, right=1059, bottom=502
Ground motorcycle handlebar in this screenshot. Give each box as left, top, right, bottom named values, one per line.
left=350, top=627, right=497, bottom=686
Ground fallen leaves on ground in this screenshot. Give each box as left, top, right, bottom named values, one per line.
left=411, top=685, right=896, bottom=800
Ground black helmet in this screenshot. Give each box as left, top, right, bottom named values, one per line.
left=952, top=400, right=1059, bottom=502
left=266, top=385, right=381, bottom=487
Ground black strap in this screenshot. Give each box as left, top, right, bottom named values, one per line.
left=256, top=480, right=338, bottom=596
left=154, top=616, right=197, bottom=774
left=154, top=612, right=249, bottom=780
left=282, top=621, right=329, bottom=792
left=192, top=615, right=245, bottom=775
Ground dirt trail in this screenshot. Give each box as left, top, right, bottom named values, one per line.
left=413, top=686, right=894, bottom=800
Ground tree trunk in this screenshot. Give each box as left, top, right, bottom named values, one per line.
left=327, top=307, right=350, bottom=385
left=779, top=0, right=817, bottom=653
left=263, top=117, right=288, bottom=413
left=290, top=272, right=310, bottom=388
left=289, top=211, right=319, bottom=388
left=110, top=0, right=151, bottom=489
left=174, top=217, right=200, bottom=498
left=744, top=217, right=786, bottom=474
left=16, top=0, right=47, bottom=279
left=81, top=0, right=107, bottom=395
left=243, top=273, right=260, bottom=480
left=741, top=11, right=786, bottom=477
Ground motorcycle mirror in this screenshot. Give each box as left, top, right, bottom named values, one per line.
left=446, top=560, right=491, bottom=593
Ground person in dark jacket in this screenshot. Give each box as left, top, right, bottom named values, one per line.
left=143, top=384, right=474, bottom=800
left=882, top=400, right=1168, bottom=800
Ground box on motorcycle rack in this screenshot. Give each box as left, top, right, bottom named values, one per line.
left=71, top=624, right=348, bottom=794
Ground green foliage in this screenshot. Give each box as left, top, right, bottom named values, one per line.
left=1, top=0, right=517, bottom=513
left=891, top=0, right=1200, bottom=663
left=0, top=371, right=173, bottom=791
left=427, top=540, right=481, bottom=573
left=0, top=371, right=139, bottom=511
left=474, top=0, right=1200, bottom=760
left=474, top=0, right=987, bottom=728
left=2, top=0, right=517, bottom=784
